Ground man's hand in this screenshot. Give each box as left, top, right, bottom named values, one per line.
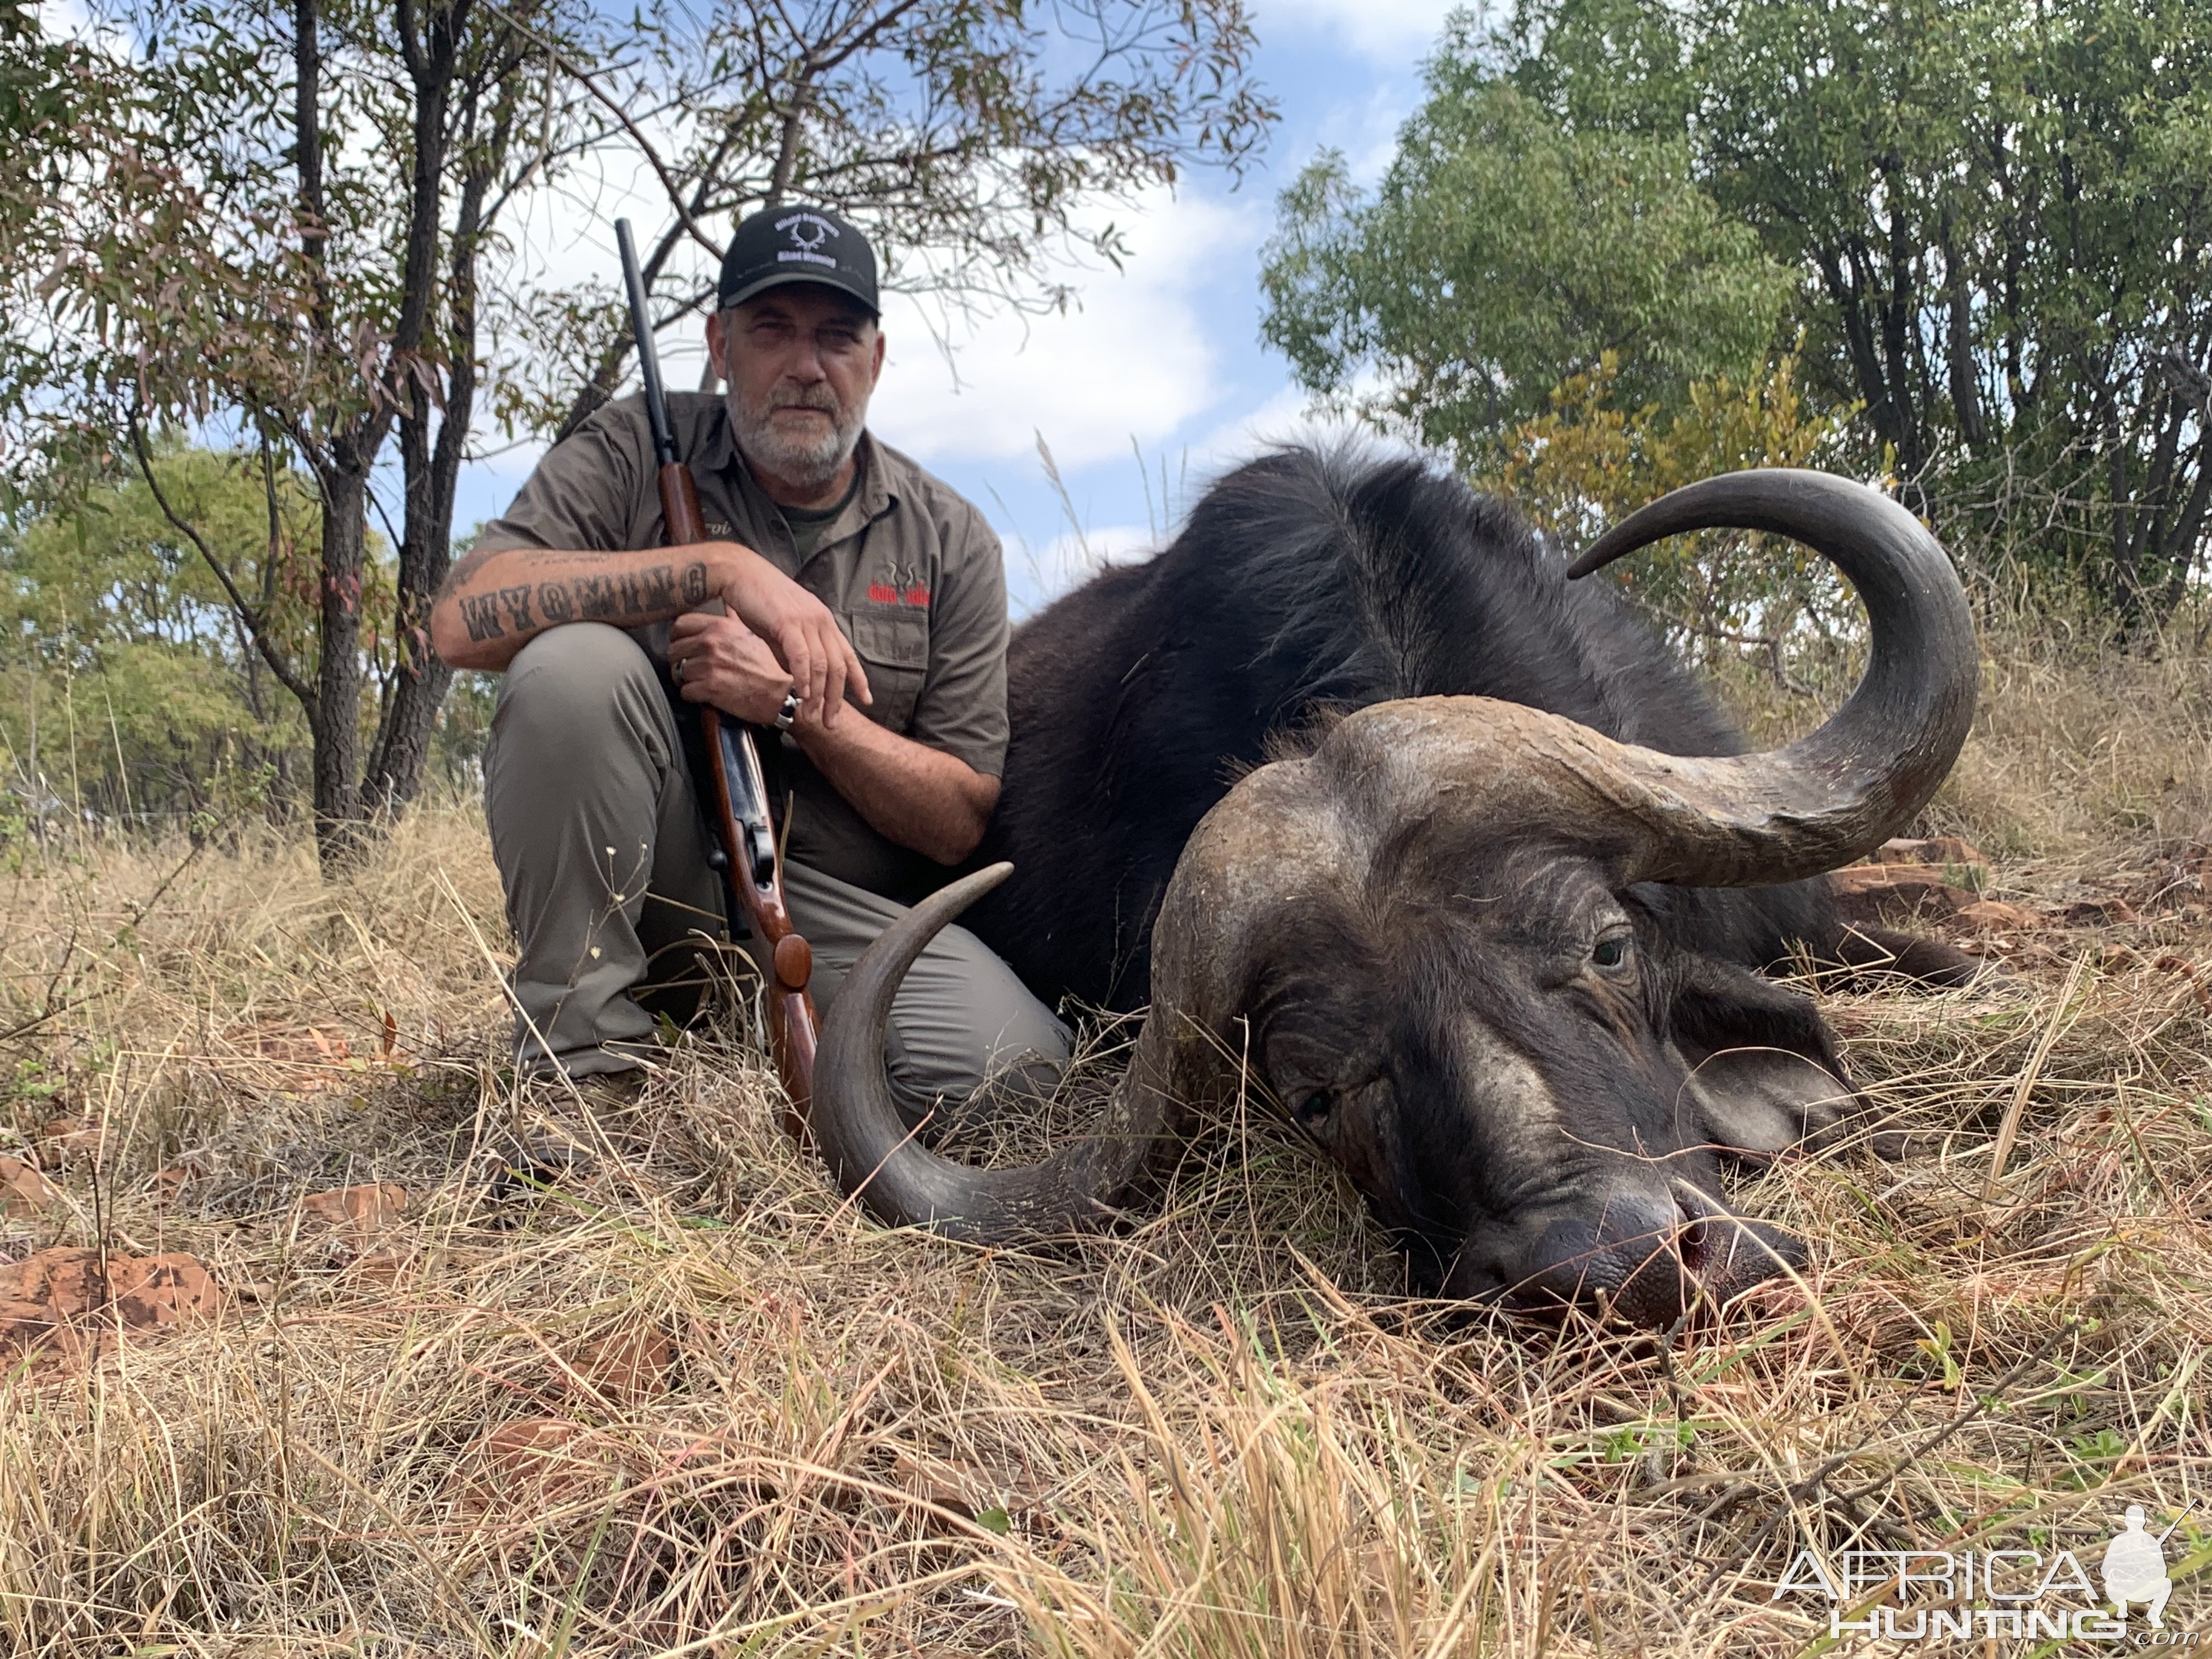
left=710, top=544, right=869, bottom=726
left=668, top=612, right=795, bottom=724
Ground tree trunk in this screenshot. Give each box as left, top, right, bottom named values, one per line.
left=1818, top=244, right=1896, bottom=454
left=1941, top=224, right=1985, bottom=450
left=311, top=456, right=369, bottom=863
left=295, top=0, right=366, bottom=866
left=366, top=1, right=466, bottom=813
left=366, top=437, right=455, bottom=811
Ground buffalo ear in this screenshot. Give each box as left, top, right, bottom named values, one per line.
left=1663, top=955, right=1876, bottom=1161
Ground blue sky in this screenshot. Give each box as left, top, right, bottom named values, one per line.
left=454, top=0, right=1469, bottom=616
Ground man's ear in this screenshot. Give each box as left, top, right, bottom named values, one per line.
left=868, top=325, right=885, bottom=387
left=706, top=310, right=730, bottom=380
left=1663, top=953, right=1869, bottom=1160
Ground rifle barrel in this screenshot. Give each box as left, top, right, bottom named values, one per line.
left=615, top=218, right=678, bottom=469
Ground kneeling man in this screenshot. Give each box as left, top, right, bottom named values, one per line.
left=432, top=204, right=1066, bottom=1122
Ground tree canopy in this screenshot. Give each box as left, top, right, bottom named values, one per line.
left=1267, top=0, right=2212, bottom=625
left=0, top=444, right=330, bottom=827
left=1260, top=13, right=1789, bottom=458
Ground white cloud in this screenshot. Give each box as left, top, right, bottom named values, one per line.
left=1257, top=0, right=1463, bottom=63
left=1060, top=378, right=1415, bottom=538
left=1186, top=385, right=1335, bottom=471
left=1006, top=522, right=1158, bottom=610
left=869, top=187, right=1264, bottom=471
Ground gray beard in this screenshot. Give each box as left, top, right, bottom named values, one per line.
left=731, top=386, right=866, bottom=494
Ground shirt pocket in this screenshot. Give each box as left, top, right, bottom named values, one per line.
left=844, top=608, right=929, bottom=732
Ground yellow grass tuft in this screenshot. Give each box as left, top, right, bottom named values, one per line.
left=0, top=630, right=2208, bottom=1654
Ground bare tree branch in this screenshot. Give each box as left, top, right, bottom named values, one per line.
left=478, top=0, right=724, bottom=259
left=127, top=411, right=320, bottom=716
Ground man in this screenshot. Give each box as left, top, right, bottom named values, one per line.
left=2101, top=1505, right=2174, bottom=1629
left=431, top=204, right=1068, bottom=1125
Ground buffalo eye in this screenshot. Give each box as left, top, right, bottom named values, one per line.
left=1289, top=1088, right=1335, bottom=1130
left=1589, top=932, right=1634, bottom=973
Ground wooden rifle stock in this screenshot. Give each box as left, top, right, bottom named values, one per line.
left=654, top=458, right=819, bottom=1138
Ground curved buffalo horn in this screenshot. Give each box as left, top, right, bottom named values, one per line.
left=1557, top=468, right=1975, bottom=883
left=1311, top=469, right=1976, bottom=889
left=810, top=862, right=1182, bottom=1239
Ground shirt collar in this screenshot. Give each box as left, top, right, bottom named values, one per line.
left=852, top=430, right=896, bottom=521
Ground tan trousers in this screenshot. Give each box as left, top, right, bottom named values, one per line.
left=482, top=623, right=1069, bottom=1120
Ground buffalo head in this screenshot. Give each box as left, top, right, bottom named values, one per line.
left=808, top=470, right=1977, bottom=1326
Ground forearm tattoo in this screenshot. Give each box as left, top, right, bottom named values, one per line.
left=455, top=558, right=709, bottom=642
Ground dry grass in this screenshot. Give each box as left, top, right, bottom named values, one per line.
left=1722, top=603, right=2212, bottom=864
left=1, top=630, right=2210, bottom=1655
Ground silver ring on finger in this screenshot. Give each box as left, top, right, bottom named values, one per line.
left=670, top=655, right=687, bottom=685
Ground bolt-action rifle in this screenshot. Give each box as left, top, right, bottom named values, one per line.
left=617, top=218, right=817, bottom=1133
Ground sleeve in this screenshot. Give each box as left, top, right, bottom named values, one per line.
left=907, top=502, right=1011, bottom=779
left=471, top=400, right=650, bottom=554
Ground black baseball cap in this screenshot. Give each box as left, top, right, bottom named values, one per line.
left=718, top=204, right=879, bottom=318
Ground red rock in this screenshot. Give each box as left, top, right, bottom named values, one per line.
left=455, top=1418, right=601, bottom=1515
left=0, top=1247, right=219, bottom=1353
left=37, top=1117, right=103, bottom=1163
left=106, top=1254, right=221, bottom=1331
left=568, top=1324, right=676, bottom=1408
left=0, top=1156, right=60, bottom=1217
left=1830, top=864, right=1976, bottom=923
left=1875, top=836, right=1989, bottom=870
left=1953, top=900, right=2044, bottom=933
left=297, top=1183, right=407, bottom=1240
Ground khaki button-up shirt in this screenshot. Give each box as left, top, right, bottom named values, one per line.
left=475, top=392, right=1009, bottom=901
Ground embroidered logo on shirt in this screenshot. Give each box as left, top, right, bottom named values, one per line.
left=867, top=562, right=930, bottom=608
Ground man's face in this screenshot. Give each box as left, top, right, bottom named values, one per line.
left=707, top=285, right=885, bottom=495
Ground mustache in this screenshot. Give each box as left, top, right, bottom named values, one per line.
left=769, top=387, right=842, bottom=415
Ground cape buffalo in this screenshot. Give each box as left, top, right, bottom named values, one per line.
left=810, top=452, right=1978, bottom=1325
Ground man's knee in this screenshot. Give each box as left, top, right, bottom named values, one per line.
left=972, top=986, right=1069, bottom=1075
left=492, top=623, right=668, bottom=760
left=918, top=930, right=1069, bottom=1080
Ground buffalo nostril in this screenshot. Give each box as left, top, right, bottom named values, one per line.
left=1673, top=1205, right=1713, bottom=1275
left=1510, top=1194, right=1808, bottom=1326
